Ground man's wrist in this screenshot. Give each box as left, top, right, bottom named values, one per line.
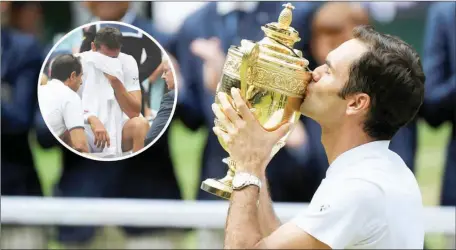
left=84, top=113, right=96, bottom=124
left=236, top=160, right=266, bottom=177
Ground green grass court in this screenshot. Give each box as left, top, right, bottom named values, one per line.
left=30, top=119, right=452, bottom=249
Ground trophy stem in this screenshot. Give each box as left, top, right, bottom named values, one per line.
left=223, top=157, right=237, bottom=173
left=200, top=157, right=235, bottom=200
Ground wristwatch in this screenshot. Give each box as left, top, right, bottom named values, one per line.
left=232, top=172, right=262, bottom=191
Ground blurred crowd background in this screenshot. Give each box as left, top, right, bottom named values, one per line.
left=1, top=1, right=455, bottom=249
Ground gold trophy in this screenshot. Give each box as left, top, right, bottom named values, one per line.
left=200, top=3, right=313, bottom=199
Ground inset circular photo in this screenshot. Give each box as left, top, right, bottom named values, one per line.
left=38, top=21, right=177, bottom=161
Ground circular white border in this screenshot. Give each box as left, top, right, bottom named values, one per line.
left=37, top=21, right=179, bottom=162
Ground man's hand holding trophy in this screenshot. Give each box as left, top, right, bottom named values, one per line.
left=201, top=3, right=313, bottom=199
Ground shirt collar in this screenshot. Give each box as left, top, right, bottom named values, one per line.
left=47, top=78, right=65, bottom=86
left=216, top=2, right=259, bottom=16
left=326, top=140, right=391, bottom=177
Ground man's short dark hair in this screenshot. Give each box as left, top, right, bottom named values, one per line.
left=339, top=25, right=425, bottom=140
left=50, top=54, right=82, bottom=82
left=94, top=26, right=122, bottom=50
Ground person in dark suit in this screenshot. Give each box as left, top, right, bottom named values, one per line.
left=421, top=2, right=456, bottom=206
left=145, top=55, right=176, bottom=145
left=421, top=4, right=455, bottom=247
left=171, top=2, right=326, bottom=247
left=1, top=1, right=47, bottom=248
left=35, top=2, right=184, bottom=248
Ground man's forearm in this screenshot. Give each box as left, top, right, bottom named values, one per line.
left=225, top=186, right=263, bottom=249
left=87, top=115, right=99, bottom=127
left=111, top=81, right=141, bottom=118
left=258, top=176, right=281, bottom=237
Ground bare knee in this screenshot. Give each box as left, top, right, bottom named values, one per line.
left=129, top=117, right=150, bottom=137
left=122, top=117, right=150, bottom=152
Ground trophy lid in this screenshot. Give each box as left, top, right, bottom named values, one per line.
left=261, top=3, right=301, bottom=48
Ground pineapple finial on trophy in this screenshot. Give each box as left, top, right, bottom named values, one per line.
left=260, top=2, right=300, bottom=47
left=278, top=3, right=294, bottom=29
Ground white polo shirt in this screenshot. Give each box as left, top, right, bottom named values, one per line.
left=292, top=140, right=424, bottom=249
left=118, top=52, right=141, bottom=92
left=38, top=79, right=85, bottom=137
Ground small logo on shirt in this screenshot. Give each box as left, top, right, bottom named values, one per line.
left=319, top=204, right=330, bottom=212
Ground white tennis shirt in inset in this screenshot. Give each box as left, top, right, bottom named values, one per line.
left=38, top=79, right=85, bottom=137
left=292, top=140, right=424, bottom=249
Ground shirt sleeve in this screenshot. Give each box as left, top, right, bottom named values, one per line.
left=123, top=55, right=141, bottom=92
left=63, top=92, right=85, bottom=131
left=291, top=178, right=384, bottom=249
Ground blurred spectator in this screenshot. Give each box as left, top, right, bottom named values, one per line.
left=9, top=2, right=44, bottom=39
left=172, top=1, right=327, bottom=247
left=1, top=1, right=47, bottom=248
left=35, top=2, right=184, bottom=248
left=420, top=2, right=456, bottom=248
left=310, top=2, right=369, bottom=65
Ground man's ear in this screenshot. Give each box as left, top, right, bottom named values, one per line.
left=346, top=93, right=370, bottom=116
left=69, top=71, right=77, bottom=81
left=91, top=42, right=96, bottom=51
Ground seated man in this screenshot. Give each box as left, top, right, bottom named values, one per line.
left=77, top=27, right=149, bottom=157
left=144, top=54, right=176, bottom=145
left=38, top=54, right=89, bottom=153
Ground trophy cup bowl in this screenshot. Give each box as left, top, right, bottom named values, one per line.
left=200, top=3, right=313, bottom=199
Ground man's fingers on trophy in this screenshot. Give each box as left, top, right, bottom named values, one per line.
left=212, top=103, right=227, bottom=121
left=213, top=126, right=231, bottom=145
left=217, top=92, right=242, bottom=123
left=230, top=88, right=254, bottom=122
left=212, top=103, right=236, bottom=133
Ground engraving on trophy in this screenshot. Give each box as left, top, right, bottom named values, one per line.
left=222, top=53, right=241, bottom=80
left=247, top=62, right=308, bottom=98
